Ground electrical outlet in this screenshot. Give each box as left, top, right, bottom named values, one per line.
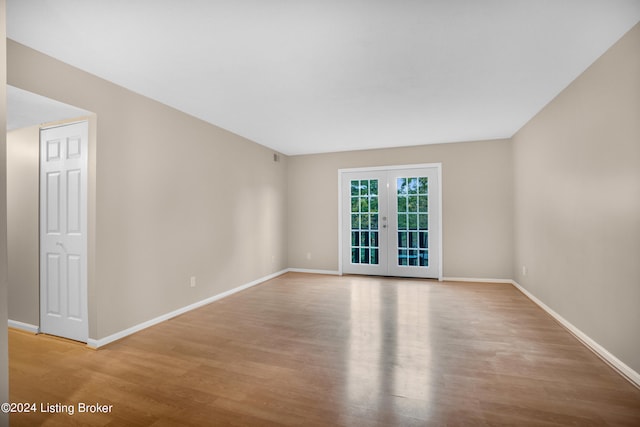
left=522, top=266, right=527, bottom=276
left=190, top=276, right=196, bottom=288
left=306, top=252, right=312, bottom=260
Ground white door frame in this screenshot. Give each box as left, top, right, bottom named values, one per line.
left=338, top=163, right=443, bottom=280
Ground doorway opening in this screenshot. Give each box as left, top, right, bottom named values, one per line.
left=7, top=85, right=94, bottom=342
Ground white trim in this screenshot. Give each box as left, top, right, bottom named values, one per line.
left=86, top=269, right=288, bottom=349
left=40, top=119, right=89, bottom=131
left=436, top=165, right=443, bottom=281
left=511, top=280, right=640, bottom=389
left=287, top=268, right=340, bottom=276
left=338, top=163, right=443, bottom=173
left=8, top=320, right=40, bottom=334
left=338, top=172, right=343, bottom=275
left=442, top=277, right=513, bottom=284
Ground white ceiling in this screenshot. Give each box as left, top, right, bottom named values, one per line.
left=7, top=1, right=640, bottom=155
left=7, top=85, right=91, bottom=131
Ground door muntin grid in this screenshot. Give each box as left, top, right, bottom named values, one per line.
left=396, top=176, right=429, bottom=267
left=350, top=179, right=379, bottom=265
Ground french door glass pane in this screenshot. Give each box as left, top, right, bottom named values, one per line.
left=397, top=176, right=429, bottom=267
left=398, top=196, right=407, bottom=212
left=371, top=214, right=379, bottom=229
left=408, top=196, right=417, bottom=212
left=350, top=179, right=379, bottom=265
left=408, top=214, right=418, bottom=230
left=408, top=249, right=418, bottom=266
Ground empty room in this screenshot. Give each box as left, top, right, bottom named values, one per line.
left=1, top=1, right=640, bottom=426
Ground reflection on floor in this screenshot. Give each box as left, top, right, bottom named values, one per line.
left=9, top=273, right=640, bottom=426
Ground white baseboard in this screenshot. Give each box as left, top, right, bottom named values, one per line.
left=442, top=277, right=513, bottom=284
left=8, top=320, right=39, bottom=334
left=511, top=280, right=640, bottom=389
left=287, top=268, right=340, bottom=276
left=87, top=269, right=288, bottom=349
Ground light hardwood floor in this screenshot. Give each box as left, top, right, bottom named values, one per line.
left=9, top=273, right=640, bottom=426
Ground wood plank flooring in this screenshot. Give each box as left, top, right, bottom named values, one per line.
left=8, top=273, right=640, bottom=426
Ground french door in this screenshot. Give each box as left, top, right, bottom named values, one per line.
left=340, top=165, right=441, bottom=279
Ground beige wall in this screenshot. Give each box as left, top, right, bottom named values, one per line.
left=8, top=40, right=289, bottom=340
left=0, top=0, right=8, bottom=422
left=513, top=23, right=640, bottom=373
left=7, top=125, right=39, bottom=326
left=288, top=139, right=514, bottom=279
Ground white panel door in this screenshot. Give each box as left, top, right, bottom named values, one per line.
left=40, top=121, right=88, bottom=342
left=341, top=165, right=441, bottom=279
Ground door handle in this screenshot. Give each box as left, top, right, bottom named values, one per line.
left=56, top=241, right=67, bottom=251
